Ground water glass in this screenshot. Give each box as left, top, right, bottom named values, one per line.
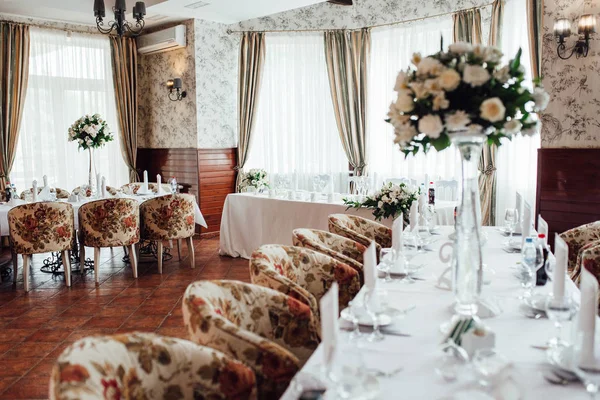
left=472, top=348, right=509, bottom=387
left=378, top=248, right=394, bottom=283
left=546, top=294, right=576, bottom=349
left=340, top=300, right=362, bottom=341
left=504, top=208, right=519, bottom=246
left=573, top=332, right=600, bottom=399
left=363, top=288, right=389, bottom=342
left=328, top=343, right=367, bottom=399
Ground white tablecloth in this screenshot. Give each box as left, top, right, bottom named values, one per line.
left=283, top=226, right=584, bottom=399
left=219, top=193, right=456, bottom=259
left=0, top=194, right=207, bottom=236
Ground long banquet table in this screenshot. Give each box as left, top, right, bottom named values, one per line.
left=283, top=226, right=584, bottom=399
left=219, top=193, right=456, bottom=259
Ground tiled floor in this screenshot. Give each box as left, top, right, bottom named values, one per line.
left=0, top=237, right=249, bottom=399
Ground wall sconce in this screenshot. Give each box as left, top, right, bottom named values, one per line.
left=167, top=78, right=187, bottom=101
left=554, top=14, right=597, bottom=59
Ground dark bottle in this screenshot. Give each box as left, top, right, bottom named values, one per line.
left=4, top=183, right=11, bottom=202
left=428, top=181, right=435, bottom=205
left=536, top=233, right=549, bottom=286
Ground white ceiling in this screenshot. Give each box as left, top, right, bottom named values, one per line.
left=0, top=0, right=326, bottom=27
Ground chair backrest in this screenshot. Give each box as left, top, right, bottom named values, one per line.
left=20, top=187, right=70, bottom=200
left=72, top=186, right=119, bottom=197
left=570, top=239, right=600, bottom=285
left=78, top=198, right=140, bottom=248
left=560, top=221, right=600, bottom=272
left=49, top=332, right=258, bottom=400
left=434, top=180, right=459, bottom=201
left=140, top=194, right=196, bottom=240
left=250, top=244, right=360, bottom=316
left=384, top=178, right=417, bottom=188
left=121, top=182, right=172, bottom=194
left=8, top=202, right=74, bottom=255
left=328, top=214, right=392, bottom=252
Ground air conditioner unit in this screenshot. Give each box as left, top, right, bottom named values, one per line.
left=137, top=25, right=186, bottom=55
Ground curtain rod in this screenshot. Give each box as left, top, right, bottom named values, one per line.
left=226, top=2, right=494, bottom=34
left=0, top=18, right=105, bottom=36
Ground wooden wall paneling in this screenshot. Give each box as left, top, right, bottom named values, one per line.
left=536, top=148, right=600, bottom=249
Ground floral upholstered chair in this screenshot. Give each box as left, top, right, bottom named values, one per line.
left=8, top=202, right=75, bottom=291
left=570, top=240, right=600, bottom=285
left=292, top=228, right=366, bottom=283
left=250, top=245, right=360, bottom=319
left=140, top=194, right=196, bottom=273
left=49, top=332, right=258, bottom=400
left=183, top=280, right=320, bottom=399
left=560, top=221, right=600, bottom=272
left=20, top=187, right=70, bottom=200
left=120, top=182, right=172, bottom=195
left=72, top=186, right=119, bottom=197
left=328, top=214, right=392, bottom=255
left=79, top=199, right=140, bottom=283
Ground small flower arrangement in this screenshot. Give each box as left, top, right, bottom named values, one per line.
left=239, top=169, right=270, bottom=192
left=344, top=182, right=418, bottom=222
left=387, top=42, right=549, bottom=155
left=68, top=114, right=114, bottom=150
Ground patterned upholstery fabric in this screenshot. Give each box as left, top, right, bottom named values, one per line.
left=49, top=332, right=258, bottom=400
left=120, top=183, right=172, bottom=194
left=140, top=194, right=196, bottom=241
left=560, top=221, right=600, bottom=272
left=72, top=186, right=119, bottom=197
left=328, top=214, right=392, bottom=254
left=8, top=202, right=74, bottom=254
left=183, top=280, right=320, bottom=399
left=292, top=228, right=366, bottom=282
left=78, top=199, right=140, bottom=248
left=570, top=240, right=600, bottom=285
left=20, top=187, right=70, bottom=199
left=250, top=245, right=360, bottom=319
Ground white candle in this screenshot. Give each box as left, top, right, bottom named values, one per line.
left=143, top=170, right=149, bottom=192
left=42, top=175, right=48, bottom=188
left=156, top=174, right=162, bottom=194
left=553, top=234, right=568, bottom=299
left=32, top=180, right=38, bottom=202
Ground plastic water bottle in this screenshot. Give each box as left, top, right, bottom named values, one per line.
left=536, top=234, right=549, bottom=286
left=170, top=176, right=178, bottom=194
left=520, top=237, right=537, bottom=297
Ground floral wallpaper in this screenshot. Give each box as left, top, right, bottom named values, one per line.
left=0, top=13, right=98, bottom=34
left=540, top=0, right=600, bottom=148
left=195, top=21, right=240, bottom=149
left=138, top=20, right=198, bottom=149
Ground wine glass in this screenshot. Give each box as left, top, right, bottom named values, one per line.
left=546, top=293, right=576, bottom=349
left=363, top=287, right=389, bottom=342
left=472, top=348, right=509, bottom=387
left=401, top=234, right=420, bottom=283
left=573, top=332, right=600, bottom=399
left=503, top=208, right=519, bottom=246
left=378, top=248, right=394, bottom=283
left=340, top=299, right=362, bottom=341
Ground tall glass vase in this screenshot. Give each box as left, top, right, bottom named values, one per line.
left=88, top=148, right=97, bottom=195
left=451, top=133, right=485, bottom=318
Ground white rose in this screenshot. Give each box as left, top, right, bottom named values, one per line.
left=394, top=71, right=409, bottom=92
left=394, top=123, right=417, bottom=146
left=418, top=114, right=444, bottom=139
left=395, top=94, right=415, bottom=112
left=378, top=201, right=384, bottom=208
left=463, top=65, right=490, bottom=87
left=77, top=138, right=84, bottom=144
left=493, top=66, right=511, bottom=84
left=438, top=69, right=461, bottom=91
left=382, top=195, right=390, bottom=202
left=480, top=97, right=506, bottom=122
left=424, top=79, right=442, bottom=93
left=532, top=87, right=550, bottom=111
left=448, top=42, right=472, bottom=54
left=85, top=137, right=93, bottom=146
left=432, top=93, right=449, bottom=111
left=503, top=119, right=523, bottom=135
left=522, top=121, right=540, bottom=136
left=89, top=130, right=97, bottom=138
left=412, top=53, right=422, bottom=66
left=387, top=102, right=411, bottom=128
left=417, top=57, right=444, bottom=77
left=483, top=47, right=503, bottom=63
left=472, top=45, right=486, bottom=59
left=445, top=110, right=471, bottom=131
left=93, top=113, right=100, bottom=118
left=409, top=82, right=429, bottom=100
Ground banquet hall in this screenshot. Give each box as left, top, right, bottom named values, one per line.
left=0, top=0, right=598, bottom=398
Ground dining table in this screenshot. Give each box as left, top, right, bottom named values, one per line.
left=219, top=193, right=456, bottom=259
left=283, top=226, right=586, bottom=399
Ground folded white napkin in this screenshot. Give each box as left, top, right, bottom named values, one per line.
left=320, top=282, right=339, bottom=371
left=521, top=201, right=532, bottom=246
left=143, top=170, right=149, bottom=193
left=409, top=200, right=418, bottom=232
left=67, top=193, right=78, bottom=203
left=538, top=215, right=549, bottom=245
left=42, top=175, right=48, bottom=188
left=514, top=192, right=523, bottom=234
left=96, top=173, right=101, bottom=198
left=364, top=242, right=378, bottom=290
left=436, top=266, right=452, bottom=291
left=392, top=213, right=403, bottom=255
left=38, top=185, right=51, bottom=201
left=78, top=194, right=86, bottom=202
left=553, top=234, right=568, bottom=299
left=579, top=267, right=598, bottom=368
left=157, top=174, right=163, bottom=195
left=101, top=177, right=107, bottom=198
left=32, top=180, right=38, bottom=202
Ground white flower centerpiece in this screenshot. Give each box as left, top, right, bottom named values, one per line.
left=344, top=182, right=418, bottom=224
left=68, top=114, right=114, bottom=193
left=239, top=169, right=270, bottom=193
left=386, top=42, right=549, bottom=323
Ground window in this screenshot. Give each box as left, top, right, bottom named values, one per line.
left=245, top=33, right=348, bottom=192
left=11, top=28, right=129, bottom=192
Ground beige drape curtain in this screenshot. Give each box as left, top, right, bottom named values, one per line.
left=324, top=28, right=370, bottom=176
left=109, top=36, right=139, bottom=182
left=452, top=9, right=483, bottom=45
left=236, top=32, right=266, bottom=191
left=527, top=0, right=542, bottom=79
left=0, top=22, right=30, bottom=191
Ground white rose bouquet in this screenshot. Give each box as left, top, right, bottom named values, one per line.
left=344, top=182, right=418, bottom=222
left=387, top=42, right=549, bottom=155
left=68, top=114, right=114, bottom=150
left=239, top=168, right=270, bottom=191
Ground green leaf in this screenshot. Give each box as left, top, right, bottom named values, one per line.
left=430, top=134, right=451, bottom=152
left=510, top=48, right=522, bottom=73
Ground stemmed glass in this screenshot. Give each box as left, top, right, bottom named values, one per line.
left=546, top=293, right=576, bottom=349
left=504, top=208, right=519, bottom=246
left=401, top=234, right=420, bottom=282
left=573, top=332, right=600, bottom=399
left=378, top=248, right=394, bottom=283
left=363, top=287, right=389, bottom=342
left=340, top=299, right=362, bottom=341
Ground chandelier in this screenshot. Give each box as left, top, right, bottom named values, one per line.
left=94, top=0, right=146, bottom=37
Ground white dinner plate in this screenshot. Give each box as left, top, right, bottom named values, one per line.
left=547, top=346, right=575, bottom=373
left=524, top=293, right=547, bottom=312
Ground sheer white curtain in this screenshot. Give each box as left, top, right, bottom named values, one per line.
left=367, top=17, right=456, bottom=184
left=245, top=33, right=348, bottom=192
left=12, top=28, right=129, bottom=192
left=494, top=0, right=540, bottom=222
